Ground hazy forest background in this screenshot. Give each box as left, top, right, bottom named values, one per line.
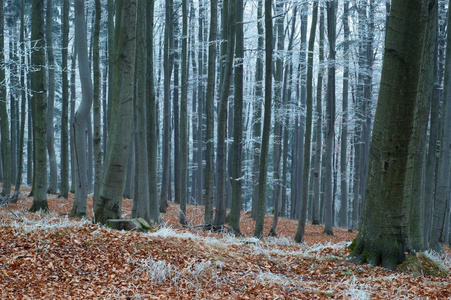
left=1, top=0, right=451, bottom=271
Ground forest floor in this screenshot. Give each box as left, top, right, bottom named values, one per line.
left=0, top=188, right=450, bottom=299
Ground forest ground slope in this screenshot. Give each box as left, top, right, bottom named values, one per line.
left=0, top=188, right=450, bottom=299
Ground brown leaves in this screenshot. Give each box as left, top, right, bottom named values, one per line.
left=0, top=188, right=450, bottom=299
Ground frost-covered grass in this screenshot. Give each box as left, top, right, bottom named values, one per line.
left=0, top=208, right=90, bottom=232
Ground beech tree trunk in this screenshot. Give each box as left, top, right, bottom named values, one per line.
left=351, top=0, right=436, bottom=269
left=29, top=0, right=48, bottom=212
left=60, top=0, right=69, bottom=198
left=94, top=0, right=136, bottom=224
left=70, top=0, right=94, bottom=218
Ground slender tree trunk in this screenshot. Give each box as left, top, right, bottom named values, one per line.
left=180, top=0, right=188, bottom=225
left=312, top=6, right=324, bottom=226
left=204, top=0, right=218, bottom=227
left=11, top=0, right=27, bottom=203
left=254, top=0, right=272, bottom=238
left=147, top=0, right=159, bottom=222
left=45, top=0, right=57, bottom=194
left=94, top=0, right=136, bottom=224
left=324, top=0, right=336, bottom=236
left=251, top=0, right=264, bottom=220
left=0, top=0, right=11, bottom=201
left=93, top=0, right=102, bottom=206
left=160, top=0, right=173, bottom=213
left=29, top=0, right=48, bottom=212
left=294, top=1, right=316, bottom=243
left=70, top=0, right=94, bottom=218
left=60, top=0, right=69, bottom=198
left=230, top=0, right=244, bottom=235
left=269, top=0, right=285, bottom=237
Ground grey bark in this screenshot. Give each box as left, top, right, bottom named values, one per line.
left=324, top=0, right=336, bottom=236
left=132, top=0, right=150, bottom=223
left=70, top=0, right=94, bottom=218
left=93, top=0, right=102, bottom=205
left=204, top=0, right=217, bottom=226
left=94, top=0, right=136, bottom=224
left=60, top=0, right=69, bottom=198
left=29, top=0, right=48, bottom=212
left=253, top=0, right=272, bottom=238
left=0, top=0, right=11, bottom=201
left=180, top=0, right=188, bottom=225
left=45, top=0, right=57, bottom=194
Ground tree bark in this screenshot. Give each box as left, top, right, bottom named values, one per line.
left=351, top=0, right=435, bottom=269
left=253, top=0, right=272, bottom=238
left=324, top=0, right=336, bottom=236
left=70, top=0, right=94, bottom=218
left=94, top=0, right=136, bottom=224
left=45, top=0, right=57, bottom=194
left=204, top=0, right=218, bottom=227
left=29, top=0, right=48, bottom=212
left=131, top=0, right=150, bottom=223
left=230, top=0, right=244, bottom=235
left=60, top=0, right=69, bottom=198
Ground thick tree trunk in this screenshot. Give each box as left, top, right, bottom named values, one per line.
left=94, top=0, right=136, bottom=224
left=131, top=0, right=150, bottom=223
left=351, top=0, right=435, bottom=269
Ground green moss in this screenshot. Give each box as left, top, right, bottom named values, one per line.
left=398, top=253, right=449, bottom=277
left=348, top=239, right=357, bottom=251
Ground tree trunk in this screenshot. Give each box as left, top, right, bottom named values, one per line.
left=131, top=0, right=150, bottom=223
left=294, top=1, right=315, bottom=243
left=11, top=0, right=27, bottom=203
left=60, top=0, right=69, bottom=198
left=213, top=0, right=235, bottom=228
left=269, top=0, right=285, bottom=237
left=147, top=0, right=159, bottom=223
left=45, top=0, right=57, bottom=194
left=351, top=0, right=436, bottom=269
left=253, top=0, right=272, bottom=238
left=204, top=0, right=218, bottom=227
left=179, top=0, right=188, bottom=225
left=230, top=0, right=244, bottom=235
left=29, top=0, right=48, bottom=212
left=312, top=5, right=324, bottom=226
left=160, top=0, right=173, bottom=213
left=431, top=0, right=451, bottom=253
left=93, top=0, right=102, bottom=206
left=94, top=0, right=136, bottom=224
left=70, top=0, right=94, bottom=218
left=251, top=0, right=264, bottom=220
left=324, top=0, right=336, bottom=236
left=0, top=0, right=11, bottom=202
